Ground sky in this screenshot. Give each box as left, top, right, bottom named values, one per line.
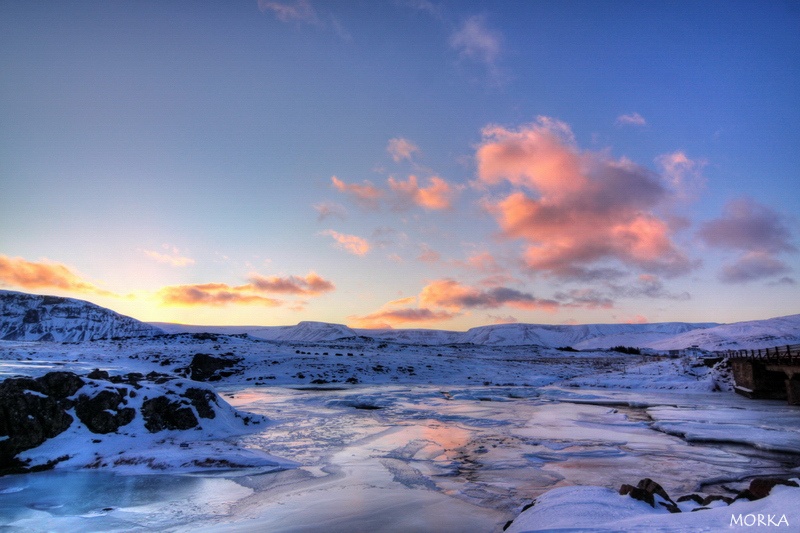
left=1, top=0, right=798, bottom=330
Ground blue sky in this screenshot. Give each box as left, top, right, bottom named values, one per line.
left=1, top=1, right=798, bottom=329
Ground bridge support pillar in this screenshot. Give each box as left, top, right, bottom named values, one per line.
left=786, top=376, right=800, bottom=406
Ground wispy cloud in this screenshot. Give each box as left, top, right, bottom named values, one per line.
left=0, top=255, right=116, bottom=297
left=258, top=0, right=319, bottom=24
left=258, top=0, right=352, bottom=41
left=387, top=137, right=420, bottom=162
left=615, top=112, right=646, bottom=127
left=450, top=15, right=501, bottom=67
left=331, top=176, right=384, bottom=210
left=477, top=117, right=694, bottom=280
left=320, top=229, right=371, bottom=256
left=143, top=245, right=195, bottom=267
left=397, top=0, right=443, bottom=19
left=655, top=151, right=706, bottom=200
left=388, top=175, right=458, bottom=210
left=719, top=252, right=791, bottom=283
left=314, top=201, right=348, bottom=221
left=416, top=243, right=441, bottom=264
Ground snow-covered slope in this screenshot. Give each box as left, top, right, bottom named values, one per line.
left=646, top=314, right=800, bottom=351
left=462, top=322, right=719, bottom=348
left=0, top=290, right=163, bottom=342
left=153, top=321, right=359, bottom=343
left=153, top=314, right=800, bottom=350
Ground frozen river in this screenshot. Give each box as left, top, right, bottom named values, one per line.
left=2, top=383, right=799, bottom=532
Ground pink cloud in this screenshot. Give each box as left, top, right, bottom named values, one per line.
left=417, top=244, right=441, bottom=264
left=487, top=314, right=519, bottom=324
left=314, top=201, right=347, bottom=221
left=331, top=176, right=384, bottom=209
left=477, top=117, right=693, bottom=279
left=249, top=272, right=334, bottom=295
left=321, top=230, right=370, bottom=256
left=655, top=151, right=706, bottom=200
left=143, top=246, right=195, bottom=267
left=158, top=283, right=282, bottom=307
left=419, top=279, right=559, bottom=312
left=623, top=314, right=649, bottom=324
left=349, top=307, right=458, bottom=329
left=388, top=175, right=457, bottom=210
left=387, top=137, right=420, bottom=162
left=0, top=255, right=116, bottom=297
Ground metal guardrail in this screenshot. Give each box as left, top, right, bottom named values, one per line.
left=722, top=343, right=800, bottom=365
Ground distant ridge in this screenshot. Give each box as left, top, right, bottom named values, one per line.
left=0, top=290, right=163, bottom=342
left=152, top=314, right=800, bottom=350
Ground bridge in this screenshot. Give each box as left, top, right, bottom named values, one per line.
left=723, top=344, right=800, bottom=405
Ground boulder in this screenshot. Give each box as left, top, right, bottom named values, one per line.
left=184, top=387, right=218, bottom=419
left=0, top=378, right=74, bottom=472
left=141, top=396, right=198, bottom=432
left=741, top=478, right=799, bottom=501
left=619, top=484, right=654, bottom=507
left=187, top=353, right=241, bottom=382
left=37, top=371, right=85, bottom=399
left=75, top=389, right=136, bottom=434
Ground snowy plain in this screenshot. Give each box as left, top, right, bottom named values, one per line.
left=1, top=329, right=799, bottom=532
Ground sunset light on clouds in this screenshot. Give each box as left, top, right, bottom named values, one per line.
left=1, top=1, right=797, bottom=329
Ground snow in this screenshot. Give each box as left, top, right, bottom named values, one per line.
left=152, top=313, right=800, bottom=350
left=506, top=482, right=800, bottom=533
left=1, top=304, right=800, bottom=531
left=0, top=290, right=163, bottom=342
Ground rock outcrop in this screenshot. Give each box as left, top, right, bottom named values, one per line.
left=0, top=370, right=238, bottom=475
left=618, top=477, right=799, bottom=513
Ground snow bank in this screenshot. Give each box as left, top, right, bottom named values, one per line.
left=507, top=482, right=800, bottom=533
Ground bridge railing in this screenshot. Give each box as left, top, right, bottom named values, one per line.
left=722, top=343, right=800, bottom=364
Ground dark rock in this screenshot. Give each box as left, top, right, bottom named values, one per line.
left=188, top=353, right=240, bottom=382
left=184, top=388, right=218, bottom=419
left=619, top=484, right=654, bottom=507
left=142, top=396, right=198, bottom=432
left=700, top=494, right=733, bottom=506
left=734, top=489, right=757, bottom=502
left=75, top=390, right=135, bottom=434
left=0, top=376, right=75, bottom=473
left=746, top=478, right=799, bottom=500
left=38, top=371, right=85, bottom=399
left=677, top=494, right=704, bottom=504
left=87, top=369, right=110, bottom=380
left=637, top=478, right=675, bottom=505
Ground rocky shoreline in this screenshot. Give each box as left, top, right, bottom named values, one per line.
left=0, top=369, right=268, bottom=475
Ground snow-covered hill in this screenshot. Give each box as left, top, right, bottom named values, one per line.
left=0, top=290, right=163, bottom=342
left=646, top=314, right=800, bottom=351
left=152, top=314, right=800, bottom=351
left=153, top=320, right=359, bottom=343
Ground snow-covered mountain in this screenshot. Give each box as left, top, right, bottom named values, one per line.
left=646, top=314, right=800, bottom=351
left=153, top=321, right=360, bottom=343
left=153, top=315, right=800, bottom=351
left=0, top=290, right=163, bottom=342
